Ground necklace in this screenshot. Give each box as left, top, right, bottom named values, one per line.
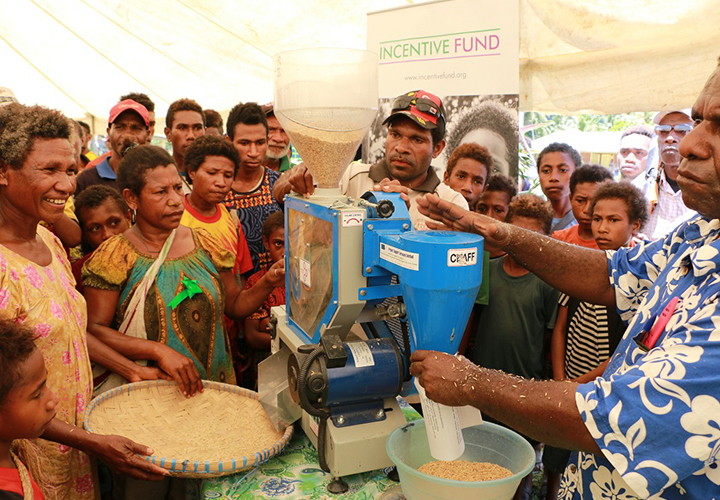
left=133, top=226, right=161, bottom=254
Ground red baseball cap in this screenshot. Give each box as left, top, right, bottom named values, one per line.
left=382, top=90, right=446, bottom=136
left=109, top=99, right=150, bottom=126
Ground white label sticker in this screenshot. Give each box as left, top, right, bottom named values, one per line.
left=447, top=247, right=478, bottom=267
left=299, top=258, right=311, bottom=287
left=380, top=243, right=419, bottom=271
left=308, top=415, right=319, bottom=437
left=346, top=342, right=375, bottom=368
left=342, top=210, right=365, bottom=227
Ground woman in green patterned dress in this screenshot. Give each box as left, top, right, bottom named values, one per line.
left=83, top=145, right=285, bottom=394
left=83, top=145, right=285, bottom=498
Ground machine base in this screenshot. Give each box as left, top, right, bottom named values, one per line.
left=299, top=397, right=406, bottom=478
left=327, top=477, right=349, bottom=494
left=271, top=305, right=408, bottom=478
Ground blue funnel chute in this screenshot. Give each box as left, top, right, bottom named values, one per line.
left=378, top=231, right=484, bottom=354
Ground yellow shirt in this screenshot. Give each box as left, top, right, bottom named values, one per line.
left=180, top=198, right=253, bottom=276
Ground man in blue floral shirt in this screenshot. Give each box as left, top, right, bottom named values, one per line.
left=409, top=59, right=720, bottom=499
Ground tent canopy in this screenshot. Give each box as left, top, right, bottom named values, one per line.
left=3, top=0, right=718, bottom=130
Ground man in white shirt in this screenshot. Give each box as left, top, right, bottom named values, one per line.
left=273, top=90, right=468, bottom=229
left=643, top=109, right=696, bottom=239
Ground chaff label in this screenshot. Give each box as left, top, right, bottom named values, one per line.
left=447, top=248, right=478, bottom=267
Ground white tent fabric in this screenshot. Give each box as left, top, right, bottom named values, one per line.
left=520, top=0, right=720, bottom=114
left=2, top=0, right=719, bottom=129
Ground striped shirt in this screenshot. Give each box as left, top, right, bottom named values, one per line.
left=559, top=293, right=611, bottom=379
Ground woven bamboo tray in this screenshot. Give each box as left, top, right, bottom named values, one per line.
left=84, top=380, right=294, bottom=478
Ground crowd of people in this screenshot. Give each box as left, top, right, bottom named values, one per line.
left=0, top=55, right=719, bottom=500
left=0, top=94, right=287, bottom=499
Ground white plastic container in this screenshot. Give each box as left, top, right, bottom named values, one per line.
left=386, top=420, right=535, bottom=500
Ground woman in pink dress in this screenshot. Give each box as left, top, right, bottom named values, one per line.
left=0, top=103, right=168, bottom=500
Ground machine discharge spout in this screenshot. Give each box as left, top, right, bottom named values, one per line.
left=374, top=230, right=484, bottom=355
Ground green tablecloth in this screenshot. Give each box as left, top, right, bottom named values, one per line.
left=200, top=399, right=419, bottom=499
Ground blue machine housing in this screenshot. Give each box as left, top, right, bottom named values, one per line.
left=283, top=191, right=483, bottom=426
left=325, top=339, right=404, bottom=406
left=283, top=192, right=414, bottom=345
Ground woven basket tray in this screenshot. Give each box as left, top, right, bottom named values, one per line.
left=84, top=380, right=294, bottom=478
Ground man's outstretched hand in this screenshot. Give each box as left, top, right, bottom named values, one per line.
left=417, top=193, right=509, bottom=247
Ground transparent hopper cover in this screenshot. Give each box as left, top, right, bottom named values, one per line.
left=273, top=48, right=378, bottom=189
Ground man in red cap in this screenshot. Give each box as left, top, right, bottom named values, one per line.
left=75, top=99, right=151, bottom=196
left=273, top=89, right=468, bottom=229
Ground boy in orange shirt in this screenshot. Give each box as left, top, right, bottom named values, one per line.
left=552, top=164, right=613, bottom=248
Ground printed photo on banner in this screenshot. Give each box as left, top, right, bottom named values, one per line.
left=366, top=0, right=520, bottom=181
left=364, top=94, right=519, bottom=182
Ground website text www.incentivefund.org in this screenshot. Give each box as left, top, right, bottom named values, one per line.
left=405, top=71, right=468, bottom=81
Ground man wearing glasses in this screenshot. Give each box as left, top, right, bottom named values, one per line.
left=644, top=110, right=697, bottom=239
left=273, top=89, right=468, bottom=229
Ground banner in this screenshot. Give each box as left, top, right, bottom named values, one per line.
left=366, top=0, right=520, bottom=180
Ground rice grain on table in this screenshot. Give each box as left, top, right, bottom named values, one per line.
left=418, top=460, right=512, bottom=482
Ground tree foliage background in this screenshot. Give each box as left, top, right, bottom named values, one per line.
left=523, top=112, right=655, bottom=140
left=517, top=112, right=656, bottom=190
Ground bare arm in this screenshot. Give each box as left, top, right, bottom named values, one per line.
left=244, top=316, right=271, bottom=350
left=572, top=358, right=610, bottom=384
left=417, top=193, right=615, bottom=306
left=42, top=418, right=168, bottom=481
left=551, top=305, right=568, bottom=380
left=52, top=214, right=82, bottom=248
left=409, top=350, right=601, bottom=454
left=85, top=333, right=171, bottom=384
left=222, top=260, right=285, bottom=320
left=273, top=163, right=315, bottom=203
left=85, top=287, right=160, bottom=359
left=84, top=286, right=202, bottom=397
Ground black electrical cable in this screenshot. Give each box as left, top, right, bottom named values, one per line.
left=297, top=347, right=329, bottom=418
left=297, top=346, right=332, bottom=472
left=317, top=416, right=330, bottom=473
left=401, top=318, right=412, bottom=382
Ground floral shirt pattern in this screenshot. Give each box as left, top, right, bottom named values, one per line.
left=560, top=216, right=720, bottom=499
left=0, top=227, right=95, bottom=500
left=223, top=168, right=281, bottom=275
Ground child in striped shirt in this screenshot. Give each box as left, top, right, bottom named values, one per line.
left=543, top=182, right=648, bottom=499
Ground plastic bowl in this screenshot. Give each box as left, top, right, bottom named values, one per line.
left=386, top=420, right=535, bottom=500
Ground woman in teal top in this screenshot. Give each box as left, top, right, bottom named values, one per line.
left=83, top=146, right=285, bottom=396
left=84, top=224, right=238, bottom=385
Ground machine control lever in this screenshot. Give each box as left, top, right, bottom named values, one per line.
left=358, top=194, right=395, bottom=219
